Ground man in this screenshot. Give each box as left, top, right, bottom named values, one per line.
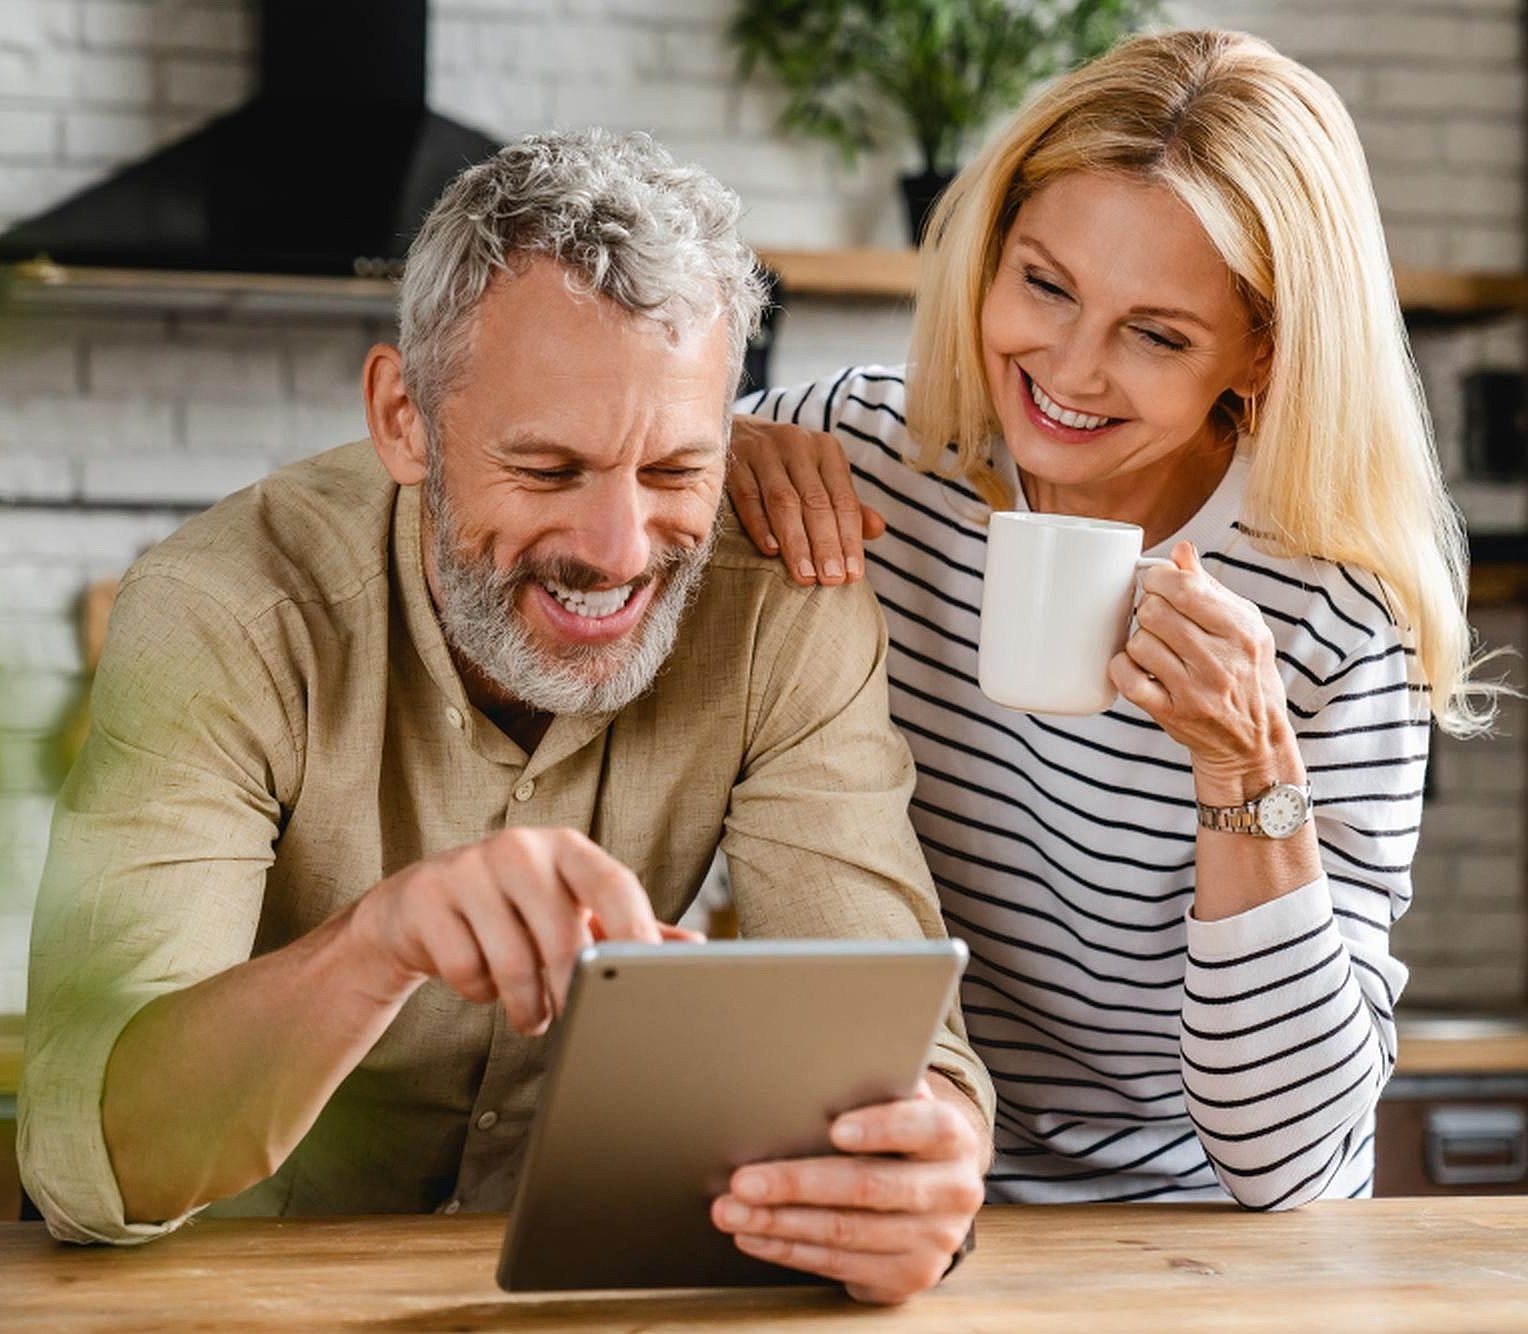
left=20, top=130, right=991, bottom=1304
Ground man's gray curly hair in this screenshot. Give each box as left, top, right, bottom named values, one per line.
left=398, top=128, right=768, bottom=437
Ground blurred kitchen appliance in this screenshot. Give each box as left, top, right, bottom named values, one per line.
left=1378, top=1012, right=1528, bottom=1197
left=0, top=0, right=499, bottom=277
left=1377, top=1078, right=1528, bottom=1194
left=1463, top=368, right=1528, bottom=482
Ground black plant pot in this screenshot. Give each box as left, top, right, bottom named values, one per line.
left=899, top=170, right=955, bottom=246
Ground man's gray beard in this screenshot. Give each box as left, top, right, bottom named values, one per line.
left=425, top=467, right=716, bottom=718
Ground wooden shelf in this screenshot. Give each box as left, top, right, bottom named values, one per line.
left=1394, top=268, right=1528, bottom=318
left=756, top=247, right=920, bottom=298
left=9, top=254, right=1528, bottom=317
left=1395, top=1011, right=1528, bottom=1076
left=759, top=251, right=1528, bottom=316
left=0, top=1014, right=21, bottom=1098
left=4, top=259, right=398, bottom=317
left=1469, top=563, right=1528, bottom=606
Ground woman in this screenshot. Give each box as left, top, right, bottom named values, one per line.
left=731, top=30, right=1496, bottom=1208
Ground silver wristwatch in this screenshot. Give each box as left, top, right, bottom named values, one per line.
left=1195, top=782, right=1312, bottom=839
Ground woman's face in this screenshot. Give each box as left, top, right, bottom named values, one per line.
left=980, top=170, right=1268, bottom=527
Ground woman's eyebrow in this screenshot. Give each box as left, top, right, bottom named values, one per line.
left=1016, top=235, right=1213, bottom=331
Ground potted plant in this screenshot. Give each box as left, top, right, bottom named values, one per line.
left=730, top=0, right=1161, bottom=244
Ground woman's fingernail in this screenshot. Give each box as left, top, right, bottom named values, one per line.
left=763, top=533, right=779, bottom=552
left=796, top=559, right=816, bottom=580
left=846, top=556, right=863, bottom=577
left=823, top=558, right=843, bottom=579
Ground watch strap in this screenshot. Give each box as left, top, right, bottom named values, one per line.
left=1196, top=782, right=1311, bottom=838
left=1196, top=800, right=1265, bottom=835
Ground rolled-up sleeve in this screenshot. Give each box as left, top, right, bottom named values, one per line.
left=20, top=571, right=294, bottom=1243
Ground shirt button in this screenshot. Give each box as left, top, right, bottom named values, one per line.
left=513, top=779, right=535, bottom=803
left=445, top=706, right=464, bottom=730
left=441, top=1198, right=462, bottom=1215
left=476, top=1110, right=499, bottom=1131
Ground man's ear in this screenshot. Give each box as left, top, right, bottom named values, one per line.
left=365, top=344, right=430, bottom=486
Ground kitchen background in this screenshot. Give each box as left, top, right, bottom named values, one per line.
left=0, top=0, right=1525, bottom=1020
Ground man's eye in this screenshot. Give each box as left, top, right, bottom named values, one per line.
left=517, top=467, right=578, bottom=483
left=645, top=467, right=704, bottom=481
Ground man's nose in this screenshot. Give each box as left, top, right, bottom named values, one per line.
left=571, top=476, right=653, bottom=586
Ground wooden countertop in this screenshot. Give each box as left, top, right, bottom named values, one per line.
left=4, top=1199, right=1527, bottom=1330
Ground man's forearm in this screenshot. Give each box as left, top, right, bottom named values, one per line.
left=102, top=900, right=413, bottom=1224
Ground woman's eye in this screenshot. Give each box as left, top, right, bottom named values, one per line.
left=1135, top=327, right=1188, bottom=353
left=1023, top=273, right=1069, bottom=299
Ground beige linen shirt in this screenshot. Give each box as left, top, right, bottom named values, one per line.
left=21, top=441, right=992, bottom=1244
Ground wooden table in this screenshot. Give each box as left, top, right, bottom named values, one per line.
left=4, top=1198, right=1526, bottom=1331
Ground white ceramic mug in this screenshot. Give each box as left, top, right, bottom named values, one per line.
left=978, top=512, right=1172, bottom=716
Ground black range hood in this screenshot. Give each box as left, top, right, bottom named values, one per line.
left=0, top=0, right=499, bottom=277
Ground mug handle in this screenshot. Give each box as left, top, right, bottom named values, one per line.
left=1127, top=556, right=1174, bottom=635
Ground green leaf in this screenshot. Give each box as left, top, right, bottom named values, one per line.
left=729, top=0, right=1162, bottom=172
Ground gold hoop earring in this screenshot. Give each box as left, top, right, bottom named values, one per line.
left=1242, top=393, right=1258, bottom=438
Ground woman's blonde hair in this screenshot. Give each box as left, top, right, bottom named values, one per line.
left=908, top=27, right=1491, bottom=736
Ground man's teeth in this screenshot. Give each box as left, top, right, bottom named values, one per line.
left=1029, top=377, right=1112, bottom=430
left=542, top=579, right=635, bottom=618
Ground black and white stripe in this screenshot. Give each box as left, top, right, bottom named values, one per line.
left=740, top=367, right=1421, bottom=1208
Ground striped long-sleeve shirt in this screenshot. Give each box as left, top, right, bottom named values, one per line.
left=739, top=366, right=1423, bottom=1209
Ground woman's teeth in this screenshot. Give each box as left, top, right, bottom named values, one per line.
left=1029, top=377, right=1112, bottom=430
left=542, top=579, right=635, bottom=619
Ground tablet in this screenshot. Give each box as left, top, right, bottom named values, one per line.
left=496, top=937, right=968, bottom=1292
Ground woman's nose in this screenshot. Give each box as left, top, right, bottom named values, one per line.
left=1043, top=322, right=1110, bottom=402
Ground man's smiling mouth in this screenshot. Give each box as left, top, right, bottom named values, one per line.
left=540, top=578, right=637, bottom=619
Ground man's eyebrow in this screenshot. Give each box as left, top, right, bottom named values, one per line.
left=485, top=434, right=725, bottom=462
left=486, top=434, right=579, bottom=460
left=1016, top=235, right=1215, bottom=332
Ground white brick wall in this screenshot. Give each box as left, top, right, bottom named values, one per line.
left=0, top=0, right=1524, bottom=1010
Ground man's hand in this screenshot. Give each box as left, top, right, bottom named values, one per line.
left=345, top=827, right=692, bottom=1034
left=104, top=826, right=694, bottom=1224
left=709, top=1072, right=988, bottom=1304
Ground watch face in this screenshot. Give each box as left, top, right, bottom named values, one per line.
left=1257, top=784, right=1309, bottom=839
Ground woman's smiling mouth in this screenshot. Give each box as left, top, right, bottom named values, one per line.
left=1019, top=368, right=1125, bottom=440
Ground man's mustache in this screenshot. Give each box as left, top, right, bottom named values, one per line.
left=513, top=545, right=690, bottom=595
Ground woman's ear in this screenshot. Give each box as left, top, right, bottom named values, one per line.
left=365, top=344, right=430, bottom=486
left=1236, top=329, right=1275, bottom=403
